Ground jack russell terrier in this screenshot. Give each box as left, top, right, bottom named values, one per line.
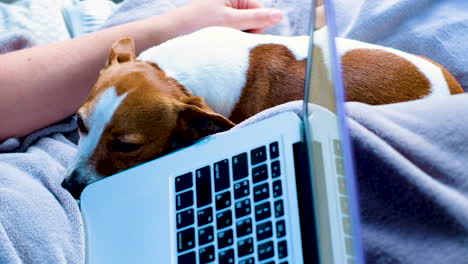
left=61, top=27, right=463, bottom=198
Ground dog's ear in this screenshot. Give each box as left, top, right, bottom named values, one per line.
left=106, top=37, right=136, bottom=66
left=172, top=97, right=235, bottom=148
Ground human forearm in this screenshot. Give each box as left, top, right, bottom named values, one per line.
left=0, top=5, right=223, bottom=140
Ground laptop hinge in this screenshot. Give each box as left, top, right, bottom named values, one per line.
left=293, top=141, right=320, bottom=263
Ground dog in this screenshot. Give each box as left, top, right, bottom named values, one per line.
left=61, top=26, right=463, bottom=198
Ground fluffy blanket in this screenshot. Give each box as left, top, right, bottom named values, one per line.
left=0, top=0, right=467, bottom=263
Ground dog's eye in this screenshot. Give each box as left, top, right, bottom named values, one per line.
left=76, top=115, right=88, bottom=134
left=111, top=141, right=142, bottom=153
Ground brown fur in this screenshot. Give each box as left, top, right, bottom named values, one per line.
left=78, top=38, right=463, bottom=177
left=342, top=49, right=433, bottom=105
left=418, top=56, right=464, bottom=95
left=80, top=38, right=234, bottom=176
left=230, top=44, right=306, bottom=123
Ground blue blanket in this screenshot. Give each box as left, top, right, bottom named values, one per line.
left=0, top=0, right=467, bottom=263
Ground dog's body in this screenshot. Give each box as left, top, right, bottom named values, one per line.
left=62, top=27, right=463, bottom=198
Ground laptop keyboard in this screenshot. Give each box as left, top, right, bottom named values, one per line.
left=174, top=141, right=290, bottom=264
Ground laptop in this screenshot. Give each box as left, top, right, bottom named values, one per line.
left=79, top=0, right=365, bottom=263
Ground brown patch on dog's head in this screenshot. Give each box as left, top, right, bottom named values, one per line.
left=73, top=37, right=235, bottom=178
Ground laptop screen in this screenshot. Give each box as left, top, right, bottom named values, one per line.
left=302, top=0, right=364, bottom=263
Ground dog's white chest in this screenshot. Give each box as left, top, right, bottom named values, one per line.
left=138, top=27, right=309, bottom=117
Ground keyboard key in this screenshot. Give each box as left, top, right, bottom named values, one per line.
left=276, top=220, right=286, bottom=238
left=196, top=166, right=212, bottom=208
left=255, top=201, right=271, bottom=222
left=252, top=164, right=268, bottom=183
left=214, top=159, right=230, bottom=192
left=235, top=198, right=251, bottom=218
left=253, top=183, right=270, bottom=202
left=239, top=257, right=254, bottom=264
left=216, top=191, right=231, bottom=211
left=236, top=217, right=253, bottom=238
left=199, top=245, right=215, bottom=264
left=198, top=226, right=214, bottom=246
left=176, top=190, right=193, bottom=211
left=178, top=251, right=195, bottom=263
left=233, top=153, right=248, bottom=180
left=270, top=142, right=280, bottom=159
left=251, top=146, right=267, bottom=165
left=234, top=180, right=250, bottom=200
left=274, top=200, right=285, bottom=217
left=271, top=160, right=281, bottom=178
left=216, top=210, right=232, bottom=229
left=176, top=209, right=194, bottom=229
left=256, top=221, right=273, bottom=241
left=175, top=172, right=192, bottom=192
left=238, top=237, right=254, bottom=257
left=219, top=248, right=235, bottom=264
left=217, top=229, right=234, bottom=249
left=258, top=241, right=274, bottom=261
left=177, top=227, right=195, bottom=252
left=278, top=240, right=288, bottom=259
left=273, top=180, right=282, bottom=198
left=197, top=207, right=213, bottom=226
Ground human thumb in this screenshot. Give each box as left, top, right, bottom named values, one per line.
left=227, top=8, right=283, bottom=32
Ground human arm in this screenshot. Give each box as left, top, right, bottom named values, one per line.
left=0, top=0, right=282, bottom=141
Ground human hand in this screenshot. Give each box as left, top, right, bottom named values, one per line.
left=187, top=0, right=283, bottom=34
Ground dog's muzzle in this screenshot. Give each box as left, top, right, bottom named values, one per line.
left=61, top=170, right=86, bottom=199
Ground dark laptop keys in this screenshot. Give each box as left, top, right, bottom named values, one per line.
left=198, top=226, right=214, bottom=246
left=176, top=209, right=194, bottom=229
left=235, top=199, right=251, bottom=218
left=219, top=248, right=235, bottom=264
left=178, top=251, right=195, bottom=263
left=269, top=142, right=279, bottom=159
left=238, top=237, right=254, bottom=257
left=239, top=257, right=254, bottom=264
left=273, top=180, right=282, bottom=197
left=234, top=180, right=250, bottom=199
left=255, top=201, right=271, bottom=221
left=197, top=207, right=213, bottom=226
left=216, top=210, right=232, bottom=229
left=214, top=159, right=230, bottom=192
left=271, top=160, right=281, bottom=178
left=252, top=164, right=268, bottom=183
left=176, top=190, right=193, bottom=211
left=251, top=146, right=267, bottom=165
left=217, top=229, right=234, bottom=249
left=177, top=227, right=195, bottom=252
left=256, top=221, right=273, bottom=241
left=276, top=220, right=286, bottom=238
left=233, top=153, right=248, bottom=181
left=175, top=172, right=192, bottom=192
left=258, top=241, right=274, bottom=261
left=253, top=183, right=270, bottom=202
left=215, top=191, right=231, bottom=211
left=196, top=166, right=212, bottom=208
left=278, top=240, right=288, bottom=259
left=274, top=200, right=285, bottom=217
left=236, top=217, right=253, bottom=237
left=199, top=245, right=215, bottom=264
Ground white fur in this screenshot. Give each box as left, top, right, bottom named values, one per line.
left=138, top=27, right=449, bottom=117
left=66, top=86, right=128, bottom=182
left=138, top=27, right=309, bottom=117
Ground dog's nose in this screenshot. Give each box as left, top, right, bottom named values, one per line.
left=62, top=171, right=86, bottom=199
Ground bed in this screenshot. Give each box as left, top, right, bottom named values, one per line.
left=0, top=0, right=467, bottom=263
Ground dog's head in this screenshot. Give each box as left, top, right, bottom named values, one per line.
left=62, top=38, right=234, bottom=198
